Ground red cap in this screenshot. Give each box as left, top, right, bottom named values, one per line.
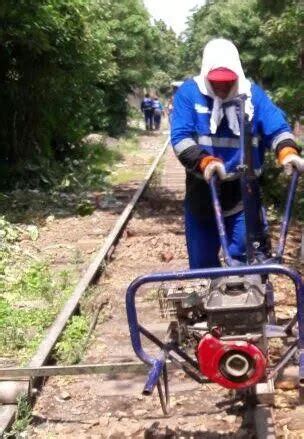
left=207, top=67, right=238, bottom=82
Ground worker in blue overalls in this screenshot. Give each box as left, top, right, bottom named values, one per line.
left=152, top=96, right=164, bottom=130
left=141, top=93, right=154, bottom=131
left=171, top=38, right=304, bottom=269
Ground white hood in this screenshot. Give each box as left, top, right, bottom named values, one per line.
left=194, top=38, right=253, bottom=135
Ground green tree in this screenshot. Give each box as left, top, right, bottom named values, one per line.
left=0, top=0, right=156, bottom=170
left=0, top=0, right=116, bottom=163
left=99, top=0, right=155, bottom=134
left=148, top=20, right=181, bottom=94
left=258, top=0, right=304, bottom=118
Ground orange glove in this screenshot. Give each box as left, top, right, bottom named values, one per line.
left=199, top=156, right=226, bottom=182
left=277, top=146, right=304, bottom=176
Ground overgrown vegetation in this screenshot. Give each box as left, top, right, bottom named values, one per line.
left=0, top=212, right=74, bottom=362
left=0, top=126, right=154, bottom=364
left=0, top=259, right=73, bottom=362
left=261, top=150, right=304, bottom=222
left=0, top=0, right=181, bottom=186
left=4, top=395, right=32, bottom=438
left=54, top=284, right=110, bottom=365
left=0, top=129, right=143, bottom=225
left=54, top=314, right=90, bottom=364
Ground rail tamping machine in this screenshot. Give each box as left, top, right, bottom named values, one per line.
left=126, top=95, right=304, bottom=414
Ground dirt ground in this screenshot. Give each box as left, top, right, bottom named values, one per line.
left=18, top=131, right=166, bottom=280
left=21, top=128, right=304, bottom=438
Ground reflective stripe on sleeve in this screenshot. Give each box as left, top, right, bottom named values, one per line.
left=173, top=138, right=197, bottom=156
left=271, top=132, right=295, bottom=151
left=198, top=135, right=259, bottom=148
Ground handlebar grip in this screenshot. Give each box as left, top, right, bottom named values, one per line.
left=142, top=356, right=165, bottom=395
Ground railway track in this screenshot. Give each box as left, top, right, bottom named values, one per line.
left=0, top=129, right=301, bottom=438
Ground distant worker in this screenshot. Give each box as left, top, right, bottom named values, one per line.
left=141, top=93, right=153, bottom=131
left=152, top=96, right=164, bottom=130
left=171, top=38, right=304, bottom=269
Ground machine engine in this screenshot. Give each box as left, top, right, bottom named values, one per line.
left=205, top=275, right=267, bottom=334
left=159, top=274, right=268, bottom=389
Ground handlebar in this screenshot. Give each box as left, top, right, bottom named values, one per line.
left=209, top=176, right=233, bottom=266
left=209, top=169, right=299, bottom=265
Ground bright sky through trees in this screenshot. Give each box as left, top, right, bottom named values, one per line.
left=143, top=0, right=206, bottom=35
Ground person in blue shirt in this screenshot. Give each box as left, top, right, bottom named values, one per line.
left=141, top=93, right=153, bottom=131
left=171, top=38, right=304, bottom=269
left=152, top=95, right=164, bottom=130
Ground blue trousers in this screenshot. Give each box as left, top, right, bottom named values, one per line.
left=185, top=206, right=247, bottom=269
left=144, top=110, right=153, bottom=130
left=154, top=113, right=161, bottom=130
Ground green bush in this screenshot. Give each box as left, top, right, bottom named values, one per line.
left=261, top=151, right=304, bottom=222
left=0, top=0, right=156, bottom=182
left=54, top=315, right=89, bottom=364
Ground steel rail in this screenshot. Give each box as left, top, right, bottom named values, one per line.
left=0, top=135, right=170, bottom=436
left=0, top=362, right=149, bottom=378
left=253, top=405, right=277, bottom=439
left=0, top=359, right=193, bottom=379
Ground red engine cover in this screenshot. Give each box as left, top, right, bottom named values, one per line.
left=197, top=334, right=266, bottom=389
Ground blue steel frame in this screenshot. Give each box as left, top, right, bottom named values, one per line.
left=126, top=263, right=304, bottom=394
left=126, top=94, right=304, bottom=396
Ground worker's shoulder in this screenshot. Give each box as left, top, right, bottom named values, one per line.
left=176, top=78, right=206, bottom=102
left=178, top=78, right=197, bottom=93
left=250, top=82, right=269, bottom=103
